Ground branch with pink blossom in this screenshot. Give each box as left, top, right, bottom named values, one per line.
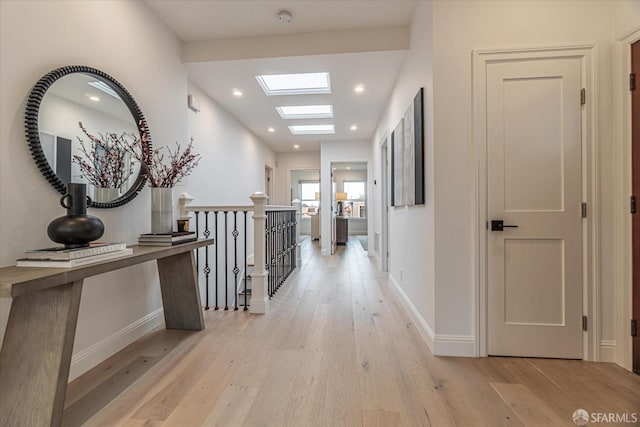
left=138, top=137, right=201, bottom=188
left=72, top=122, right=140, bottom=189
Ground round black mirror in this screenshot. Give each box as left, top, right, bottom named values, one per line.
left=25, top=65, right=151, bottom=208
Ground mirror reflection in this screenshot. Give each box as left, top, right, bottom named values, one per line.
left=37, top=72, right=141, bottom=203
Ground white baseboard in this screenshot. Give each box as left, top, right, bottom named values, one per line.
left=600, top=340, right=617, bottom=363
left=388, top=274, right=476, bottom=357
left=432, top=334, right=476, bottom=357
left=69, top=308, right=165, bottom=381
left=388, top=274, right=435, bottom=354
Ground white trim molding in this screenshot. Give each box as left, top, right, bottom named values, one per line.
left=613, top=26, right=640, bottom=372
left=388, top=274, right=476, bottom=357
left=472, top=45, right=598, bottom=360
left=599, top=340, right=617, bottom=363
left=432, top=334, right=476, bottom=358
left=69, top=308, right=165, bottom=381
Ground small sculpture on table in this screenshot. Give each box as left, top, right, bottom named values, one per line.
left=47, top=183, right=104, bottom=248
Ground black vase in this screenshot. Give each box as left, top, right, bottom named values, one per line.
left=47, top=183, right=105, bottom=249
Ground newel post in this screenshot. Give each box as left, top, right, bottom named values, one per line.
left=250, top=192, right=269, bottom=314
left=292, top=199, right=302, bottom=268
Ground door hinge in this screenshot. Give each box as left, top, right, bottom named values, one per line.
left=580, top=88, right=586, bottom=105
left=582, top=315, right=588, bottom=332
left=631, top=73, right=636, bottom=91
left=581, top=202, right=587, bottom=218
left=632, top=319, right=637, bottom=337
left=631, top=196, right=637, bottom=214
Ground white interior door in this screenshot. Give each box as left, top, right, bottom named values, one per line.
left=487, top=57, right=583, bottom=358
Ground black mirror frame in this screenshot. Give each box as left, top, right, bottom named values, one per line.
left=25, top=65, right=152, bottom=208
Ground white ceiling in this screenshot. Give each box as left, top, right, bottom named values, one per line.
left=145, top=0, right=418, bottom=152
left=145, top=0, right=418, bottom=42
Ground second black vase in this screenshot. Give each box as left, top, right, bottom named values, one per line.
left=47, top=183, right=105, bottom=249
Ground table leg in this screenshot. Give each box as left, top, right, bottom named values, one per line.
left=157, top=251, right=205, bottom=330
left=0, top=280, right=83, bottom=427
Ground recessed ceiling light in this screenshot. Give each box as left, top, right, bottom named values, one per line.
left=354, top=85, right=364, bottom=93
left=347, top=166, right=351, bottom=170
left=256, top=72, right=331, bottom=96
left=88, top=95, right=100, bottom=102
left=88, top=81, right=121, bottom=100
left=268, top=127, right=275, bottom=132
left=276, top=105, right=333, bottom=119
left=288, top=124, right=335, bottom=135
left=293, top=144, right=300, bottom=149
left=350, top=124, right=358, bottom=131
left=233, top=89, right=243, bottom=97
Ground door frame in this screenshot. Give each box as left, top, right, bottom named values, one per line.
left=614, top=27, right=640, bottom=372
left=380, top=137, right=390, bottom=271
left=473, top=45, right=597, bottom=360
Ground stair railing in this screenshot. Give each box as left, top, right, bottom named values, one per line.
left=185, top=193, right=300, bottom=314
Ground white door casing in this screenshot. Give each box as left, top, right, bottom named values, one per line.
left=380, top=138, right=390, bottom=271
left=486, top=56, right=583, bottom=358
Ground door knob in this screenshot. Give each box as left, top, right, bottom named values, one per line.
left=491, top=220, right=518, bottom=231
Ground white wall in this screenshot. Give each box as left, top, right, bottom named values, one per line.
left=371, top=1, right=436, bottom=343
left=273, top=151, right=321, bottom=205
left=184, top=82, right=275, bottom=205
left=0, top=0, right=274, bottom=380
left=320, top=140, right=372, bottom=254
left=0, top=0, right=188, bottom=379
left=372, top=0, right=640, bottom=361
left=430, top=0, right=640, bottom=360
left=184, top=82, right=275, bottom=307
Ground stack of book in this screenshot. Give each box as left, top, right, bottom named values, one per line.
left=137, top=231, right=197, bottom=246
left=16, top=242, right=132, bottom=268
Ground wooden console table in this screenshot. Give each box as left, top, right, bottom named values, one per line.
left=0, top=239, right=213, bottom=427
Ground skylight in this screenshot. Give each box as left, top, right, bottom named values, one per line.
left=276, top=105, right=333, bottom=119
left=88, top=81, right=121, bottom=100
left=288, top=125, right=335, bottom=135
left=256, top=72, right=331, bottom=96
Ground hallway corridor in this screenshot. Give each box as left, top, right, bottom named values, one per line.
left=63, top=239, right=640, bottom=426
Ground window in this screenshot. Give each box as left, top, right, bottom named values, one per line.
left=300, top=181, right=320, bottom=216
left=343, top=181, right=365, bottom=200
left=256, top=72, right=331, bottom=96
left=342, top=181, right=366, bottom=218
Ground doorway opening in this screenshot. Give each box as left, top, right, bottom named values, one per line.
left=289, top=169, right=320, bottom=242
left=330, top=162, right=368, bottom=254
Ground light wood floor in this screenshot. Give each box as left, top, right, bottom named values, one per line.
left=64, top=238, right=640, bottom=426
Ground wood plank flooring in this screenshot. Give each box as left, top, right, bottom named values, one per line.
left=63, top=238, right=640, bottom=426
